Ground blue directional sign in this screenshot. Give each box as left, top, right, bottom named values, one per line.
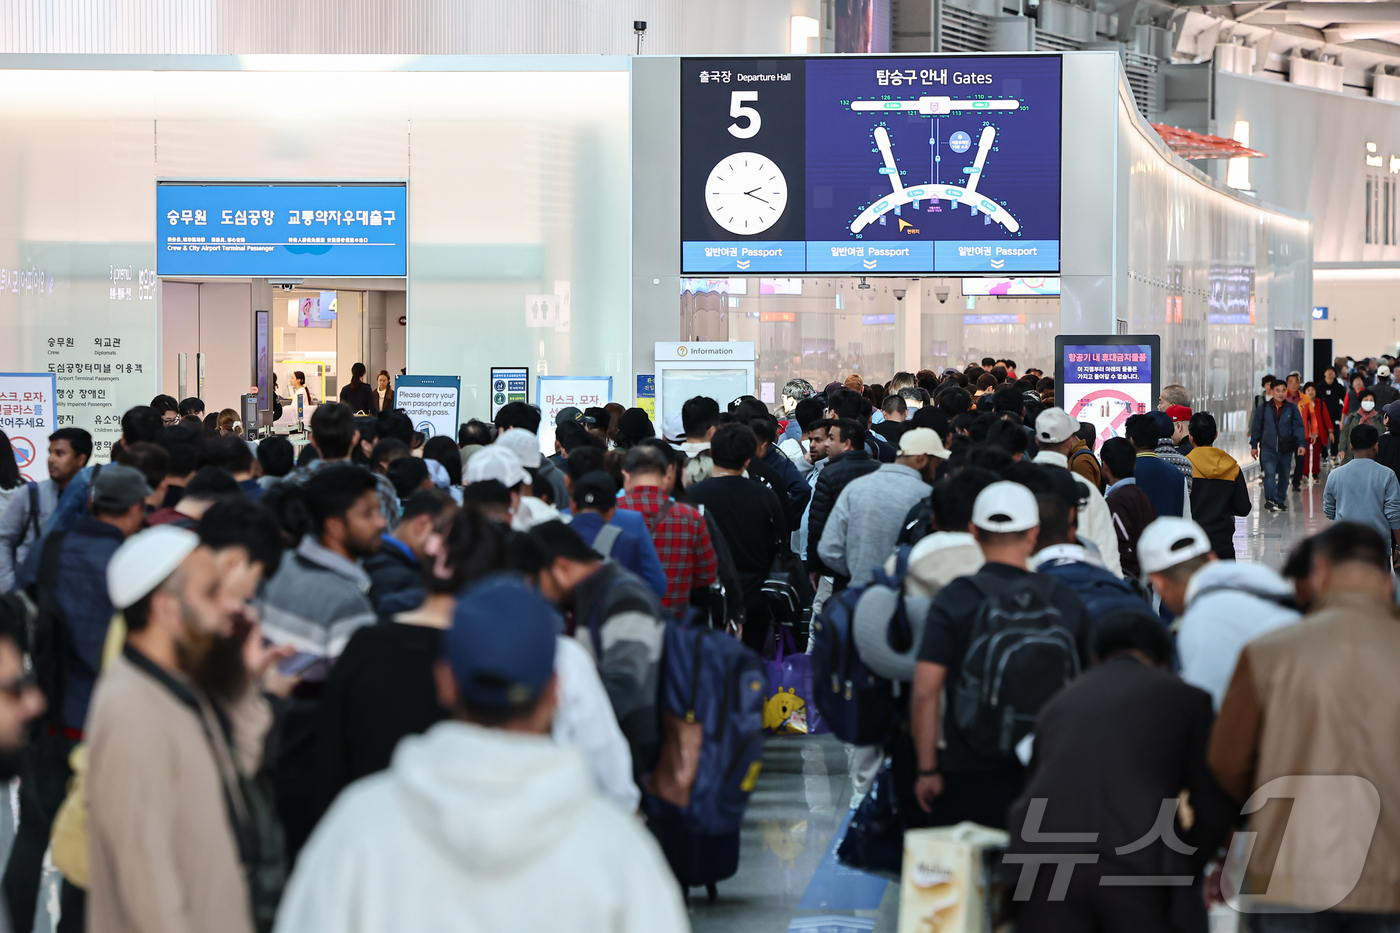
left=156, top=184, right=407, bottom=277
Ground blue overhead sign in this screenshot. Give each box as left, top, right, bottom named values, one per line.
left=156, top=184, right=407, bottom=277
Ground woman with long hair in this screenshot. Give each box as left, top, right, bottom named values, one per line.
left=291, top=370, right=316, bottom=405
left=339, top=362, right=374, bottom=414
left=371, top=370, right=394, bottom=413
left=217, top=409, right=242, bottom=437
left=0, top=429, right=26, bottom=513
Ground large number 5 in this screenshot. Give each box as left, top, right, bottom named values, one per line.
left=729, top=91, right=761, bottom=139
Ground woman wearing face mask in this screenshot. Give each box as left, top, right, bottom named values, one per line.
left=1339, top=388, right=1378, bottom=463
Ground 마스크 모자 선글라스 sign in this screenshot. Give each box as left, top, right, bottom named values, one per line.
left=0, top=373, right=58, bottom=483
left=156, top=184, right=407, bottom=277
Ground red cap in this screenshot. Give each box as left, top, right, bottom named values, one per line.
left=1165, top=405, right=1193, bottom=422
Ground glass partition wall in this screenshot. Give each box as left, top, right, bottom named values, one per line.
left=681, top=276, right=1061, bottom=397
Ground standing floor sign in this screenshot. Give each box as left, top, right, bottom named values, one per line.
left=636, top=375, right=656, bottom=421
left=537, top=376, right=613, bottom=427
left=489, top=367, right=528, bottom=420
left=0, top=374, right=58, bottom=482
left=537, top=376, right=613, bottom=457
left=1055, top=335, right=1159, bottom=450
left=395, top=375, right=460, bottom=442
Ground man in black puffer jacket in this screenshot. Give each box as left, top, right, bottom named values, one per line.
left=806, top=417, right=880, bottom=584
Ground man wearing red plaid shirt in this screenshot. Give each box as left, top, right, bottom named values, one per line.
left=618, top=445, right=718, bottom=614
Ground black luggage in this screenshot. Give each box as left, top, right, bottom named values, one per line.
left=647, top=816, right=740, bottom=902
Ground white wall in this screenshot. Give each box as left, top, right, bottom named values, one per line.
left=681, top=0, right=822, bottom=54
left=386, top=291, right=407, bottom=377
left=0, top=0, right=688, bottom=54
left=197, top=282, right=252, bottom=412
left=0, top=58, right=634, bottom=444
left=160, top=281, right=199, bottom=399
left=1312, top=275, right=1400, bottom=357
left=0, top=0, right=858, bottom=56
left=1212, top=70, right=1400, bottom=267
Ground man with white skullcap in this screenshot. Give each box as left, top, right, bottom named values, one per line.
left=86, top=525, right=288, bottom=933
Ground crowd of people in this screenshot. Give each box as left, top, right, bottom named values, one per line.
left=0, top=351, right=1387, bottom=932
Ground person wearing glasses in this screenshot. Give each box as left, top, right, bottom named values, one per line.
left=150, top=395, right=181, bottom=428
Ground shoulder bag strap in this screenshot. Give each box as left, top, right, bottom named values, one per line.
left=585, top=577, right=627, bottom=659
left=645, top=499, right=674, bottom=536
left=84, top=464, right=102, bottom=516
left=26, top=482, right=40, bottom=544
left=593, top=524, right=623, bottom=559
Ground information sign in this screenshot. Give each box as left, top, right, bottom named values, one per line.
left=395, top=375, right=461, bottom=442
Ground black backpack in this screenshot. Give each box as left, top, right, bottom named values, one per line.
left=952, top=574, right=1080, bottom=762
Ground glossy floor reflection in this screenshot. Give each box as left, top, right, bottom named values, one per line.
left=689, top=734, right=898, bottom=933
left=1234, top=459, right=1333, bottom=569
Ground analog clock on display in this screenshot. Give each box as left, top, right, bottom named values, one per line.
left=705, top=153, right=788, bottom=236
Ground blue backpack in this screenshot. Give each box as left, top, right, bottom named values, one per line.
left=1035, top=558, right=1150, bottom=622
left=809, top=561, right=904, bottom=747
left=641, top=615, right=768, bottom=837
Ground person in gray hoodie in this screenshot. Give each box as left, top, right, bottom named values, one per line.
left=818, top=428, right=947, bottom=587
left=259, top=463, right=385, bottom=862
left=273, top=573, right=686, bottom=933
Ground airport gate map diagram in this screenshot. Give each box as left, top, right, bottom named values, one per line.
left=681, top=55, right=1062, bottom=275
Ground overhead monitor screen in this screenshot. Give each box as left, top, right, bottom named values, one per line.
left=1057, top=337, right=1160, bottom=450
left=681, top=55, right=1061, bottom=275
left=156, top=184, right=407, bottom=277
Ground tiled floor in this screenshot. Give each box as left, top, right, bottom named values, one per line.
left=1, top=462, right=1337, bottom=933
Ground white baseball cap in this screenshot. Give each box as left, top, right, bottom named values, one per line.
left=1035, top=407, right=1080, bottom=445
left=465, top=444, right=527, bottom=488
left=972, top=481, right=1040, bottom=533
left=1380, top=365, right=1393, bottom=378
left=662, top=411, right=685, bottom=444
left=898, top=427, right=951, bottom=460
left=107, top=526, right=202, bottom=611
left=1137, top=517, right=1213, bottom=575
left=495, top=428, right=543, bottom=469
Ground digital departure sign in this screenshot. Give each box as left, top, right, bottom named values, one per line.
left=681, top=55, right=1061, bottom=275
left=156, top=184, right=407, bottom=277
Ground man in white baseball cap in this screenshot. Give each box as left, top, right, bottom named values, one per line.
left=495, top=427, right=569, bottom=507
left=468, top=443, right=559, bottom=531
left=909, top=480, right=1092, bottom=830
left=1033, top=408, right=1123, bottom=579
left=87, top=524, right=288, bottom=933
left=1139, top=516, right=1298, bottom=707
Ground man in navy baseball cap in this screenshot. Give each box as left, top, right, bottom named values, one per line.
left=275, top=568, right=690, bottom=930
left=441, top=572, right=560, bottom=715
